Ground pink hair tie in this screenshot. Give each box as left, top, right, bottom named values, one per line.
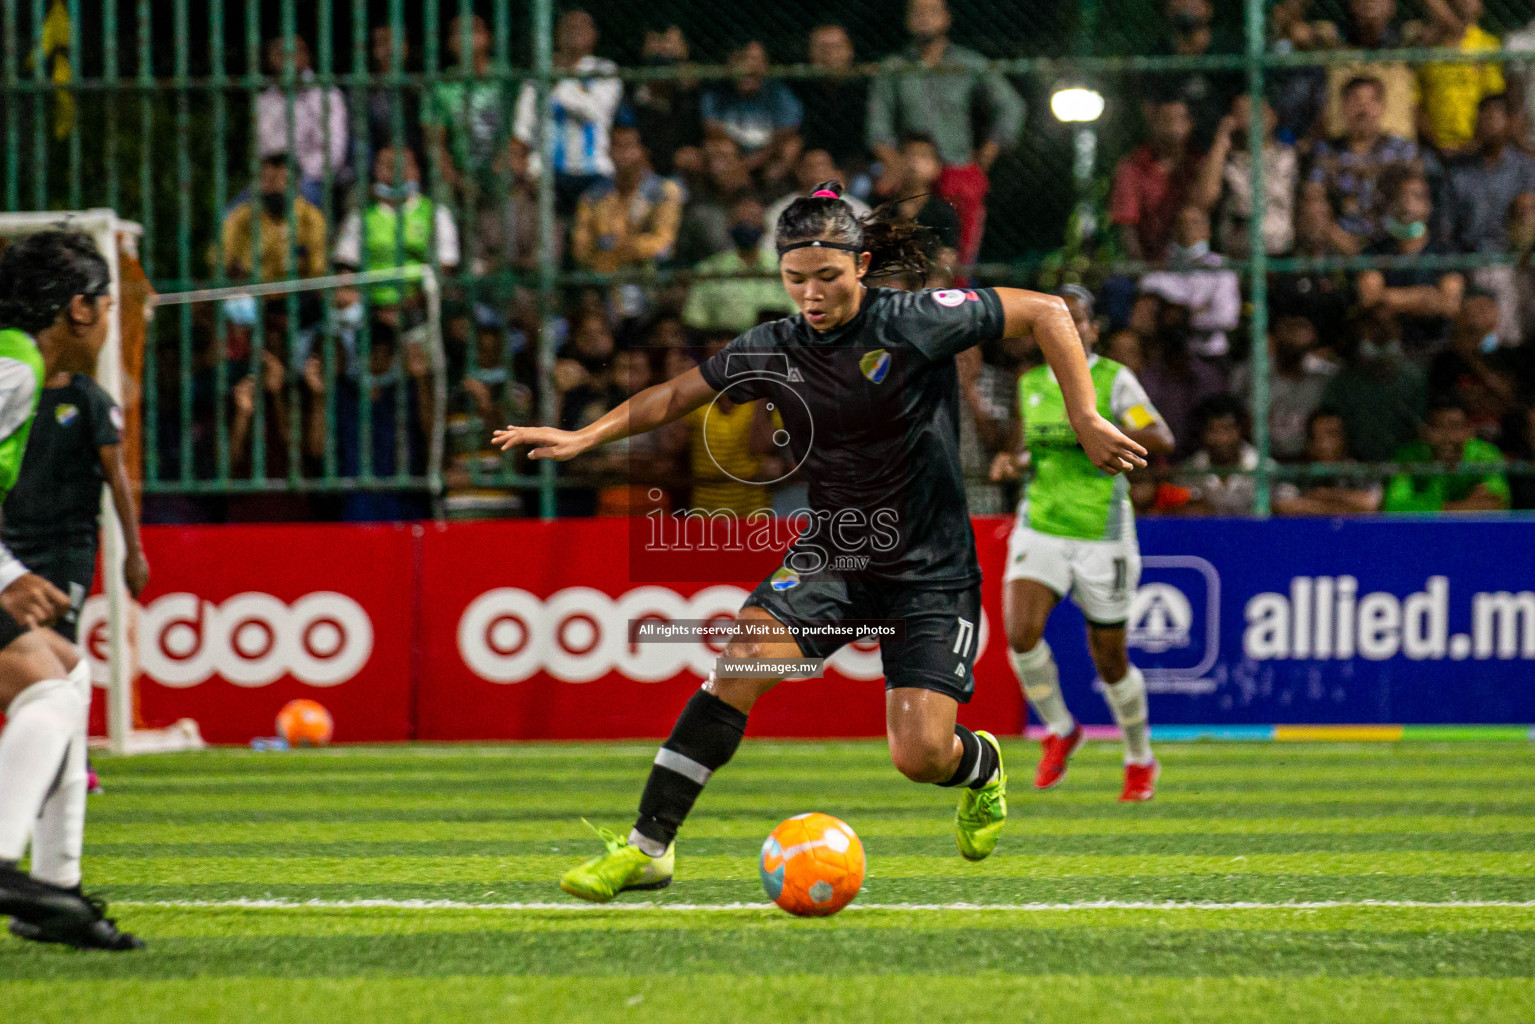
left=811, top=189, right=840, bottom=198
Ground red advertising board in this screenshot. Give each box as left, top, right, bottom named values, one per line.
left=81, top=518, right=1024, bottom=744
left=82, top=523, right=418, bottom=743
left=416, top=517, right=1020, bottom=740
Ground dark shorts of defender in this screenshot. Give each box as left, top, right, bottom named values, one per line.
left=744, top=573, right=983, bottom=703
left=0, top=604, right=26, bottom=651
left=1, top=538, right=96, bottom=644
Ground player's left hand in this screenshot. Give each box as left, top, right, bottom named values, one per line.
left=988, top=451, right=1023, bottom=482
left=491, top=425, right=590, bottom=461
left=124, top=548, right=151, bottom=599
left=1073, top=412, right=1148, bottom=475
left=1, top=573, right=70, bottom=628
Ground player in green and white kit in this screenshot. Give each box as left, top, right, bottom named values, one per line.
left=0, top=231, right=141, bottom=949
left=990, top=287, right=1174, bottom=801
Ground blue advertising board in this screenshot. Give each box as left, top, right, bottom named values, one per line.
left=1040, top=517, right=1535, bottom=725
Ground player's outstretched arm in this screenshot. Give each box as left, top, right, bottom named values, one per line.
left=993, top=288, right=1148, bottom=475
left=492, top=366, right=718, bottom=461
left=99, top=443, right=150, bottom=598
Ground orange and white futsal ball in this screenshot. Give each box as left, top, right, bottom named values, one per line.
left=276, top=699, right=334, bottom=747
left=759, top=812, right=865, bottom=917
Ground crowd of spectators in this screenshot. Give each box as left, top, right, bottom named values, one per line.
left=1084, top=0, right=1535, bottom=515
left=149, top=0, right=1535, bottom=523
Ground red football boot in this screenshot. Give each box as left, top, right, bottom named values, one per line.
left=1034, top=724, right=1084, bottom=790
left=1119, top=759, right=1160, bottom=802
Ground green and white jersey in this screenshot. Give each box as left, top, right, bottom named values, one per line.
left=0, top=326, right=47, bottom=591
left=1016, top=354, right=1163, bottom=541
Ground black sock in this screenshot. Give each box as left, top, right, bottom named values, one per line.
left=938, top=725, right=998, bottom=789
left=633, top=689, right=748, bottom=849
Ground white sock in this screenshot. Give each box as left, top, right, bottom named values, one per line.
left=1102, top=665, right=1153, bottom=765
left=0, top=677, right=83, bottom=865
left=1008, top=640, right=1075, bottom=737
left=627, top=829, right=667, bottom=858
left=31, top=660, right=91, bottom=888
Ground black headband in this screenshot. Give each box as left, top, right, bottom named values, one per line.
left=776, top=239, right=865, bottom=256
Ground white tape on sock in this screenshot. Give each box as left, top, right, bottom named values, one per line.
left=31, top=662, right=92, bottom=889
left=68, top=657, right=91, bottom=707
left=0, top=678, right=81, bottom=863
left=1102, top=666, right=1153, bottom=764
left=1008, top=640, right=1075, bottom=736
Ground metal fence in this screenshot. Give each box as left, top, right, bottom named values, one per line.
left=3, top=0, right=1535, bottom=517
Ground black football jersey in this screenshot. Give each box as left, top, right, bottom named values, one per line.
left=697, top=286, right=1005, bottom=586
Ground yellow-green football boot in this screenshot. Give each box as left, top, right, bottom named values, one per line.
left=559, top=822, right=674, bottom=903
left=955, top=730, right=1007, bottom=861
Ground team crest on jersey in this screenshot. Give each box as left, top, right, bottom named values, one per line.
left=859, top=349, right=890, bottom=384
left=932, top=288, right=967, bottom=307
left=769, top=567, right=801, bottom=591
left=54, top=403, right=78, bottom=426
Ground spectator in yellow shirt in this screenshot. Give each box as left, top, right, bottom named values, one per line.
left=571, top=126, right=682, bottom=275
left=1416, top=0, right=1504, bottom=155
left=218, top=155, right=328, bottom=282
left=572, top=125, right=683, bottom=320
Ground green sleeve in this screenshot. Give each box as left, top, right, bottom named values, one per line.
left=1482, top=473, right=1512, bottom=503
left=681, top=282, right=713, bottom=332
left=0, top=330, right=45, bottom=500
left=1382, top=443, right=1440, bottom=513
left=1467, top=439, right=1511, bottom=503
left=1382, top=473, right=1436, bottom=512
left=423, top=83, right=449, bottom=127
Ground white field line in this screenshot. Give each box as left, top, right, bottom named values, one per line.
left=115, top=898, right=1535, bottom=912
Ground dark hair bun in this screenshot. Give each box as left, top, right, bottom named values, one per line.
left=0, top=230, right=110, bottom=335
left=809, top=180, right=846, bottom=199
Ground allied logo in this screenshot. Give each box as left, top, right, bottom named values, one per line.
left=858, top=349, right=890, bottom=384
left=1128, top=582, right=1193, bottom=653
left=54, top=403, right=78, bottom=426
left=770, top=567, right=801, bottom=591
left=932, top=289, right=966, bottom=307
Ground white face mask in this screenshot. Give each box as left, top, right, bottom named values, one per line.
left=223, top=294, right=258, bottom=327
left=373, top=180, right=420, bottom=202
left=1358, top=337, right=1402, bottom=361
left=333, top=300, right=364, bottom=330
left=1167, top=239, right=1210, bottom=267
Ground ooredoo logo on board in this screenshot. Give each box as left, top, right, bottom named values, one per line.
left=80, top=592, right=374, bottom=688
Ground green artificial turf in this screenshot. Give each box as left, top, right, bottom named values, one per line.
left=2, top=740, right=1533, bottom=1022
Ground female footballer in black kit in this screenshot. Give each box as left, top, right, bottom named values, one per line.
left=494, top=183, right=1146, bottom=901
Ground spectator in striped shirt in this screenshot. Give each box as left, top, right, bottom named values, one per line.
left=514, top=8, right=623, bottom=216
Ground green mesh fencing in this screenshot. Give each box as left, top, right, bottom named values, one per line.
left=2, top=0, right=1534, bottom=516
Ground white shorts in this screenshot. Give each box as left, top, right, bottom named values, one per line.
left=1003, top=521, right=1141, bottom=626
